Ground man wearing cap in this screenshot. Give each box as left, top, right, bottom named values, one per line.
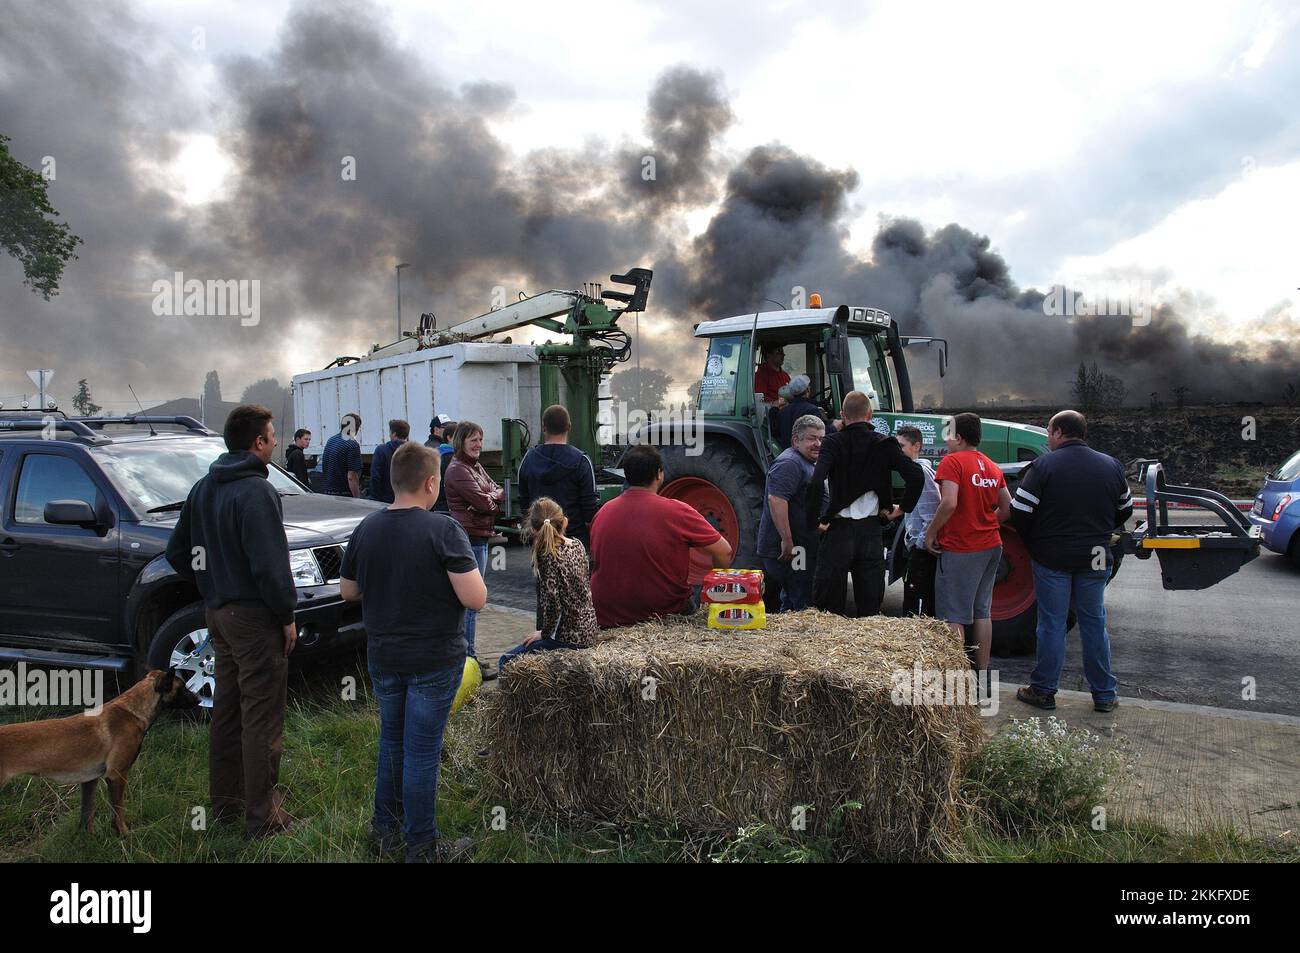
left=774, top=374, right=827, bottom=449
left=426, top=415, right=457, bottom=512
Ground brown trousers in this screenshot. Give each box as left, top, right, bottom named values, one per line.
left=205, top=602, right=287, bottom=834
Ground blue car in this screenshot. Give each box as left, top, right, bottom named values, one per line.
left=1248, top=449, right=1300, bottom=567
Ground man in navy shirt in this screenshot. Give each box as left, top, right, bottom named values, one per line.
left=322, top=413, right=363, bottom=497
left=368, top=419, right=409, bottom=504
left=757, top=413, right=825, bottom=610
left=518, top=405, right=599, bottom=547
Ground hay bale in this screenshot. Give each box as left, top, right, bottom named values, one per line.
left=483, top=610, right=984, bottom=859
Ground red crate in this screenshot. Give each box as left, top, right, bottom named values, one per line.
left=701, top=569, right=764, bottom=605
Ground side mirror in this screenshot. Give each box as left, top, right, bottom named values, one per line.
left=44, top=499, right=99, bottom=528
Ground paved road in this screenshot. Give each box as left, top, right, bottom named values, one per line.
left=482, top=525, right=1298, bottom=716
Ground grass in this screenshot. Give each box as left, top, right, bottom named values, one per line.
left=2, top=671, right=1296, bottom=864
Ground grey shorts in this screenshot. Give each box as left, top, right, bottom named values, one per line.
left=934, top=546, right=1003, bottom=625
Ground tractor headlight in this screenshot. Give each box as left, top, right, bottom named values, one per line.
left=289, top=549, right=325, bottom=587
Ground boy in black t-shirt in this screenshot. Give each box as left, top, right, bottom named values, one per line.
left=341, top=442, right=487, bottom=862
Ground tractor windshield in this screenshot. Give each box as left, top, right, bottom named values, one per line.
left=847, top=333, right=894, bottom=410
left=698, top=334, right=745, bottom=415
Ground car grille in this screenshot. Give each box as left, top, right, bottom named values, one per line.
left=313, top=545, right=344, bottom=583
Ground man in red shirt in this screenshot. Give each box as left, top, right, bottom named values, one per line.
left=591, top=445, right=733, bottom=627
left=923, top=413, right=1011, bottom=671
left=753, top=342, right=790, bottom=404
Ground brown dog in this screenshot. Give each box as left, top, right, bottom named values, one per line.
left=0, top=668, right=200, bottom=835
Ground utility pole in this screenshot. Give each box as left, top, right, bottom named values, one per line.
left=396, top=262, right=411, bottom=340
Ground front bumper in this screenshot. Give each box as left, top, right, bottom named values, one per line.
left=292, top=583, right=365, bottom=651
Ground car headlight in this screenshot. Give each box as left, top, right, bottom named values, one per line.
left=289, top=549, right=325, bottom=587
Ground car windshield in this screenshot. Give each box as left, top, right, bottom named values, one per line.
left=1275, top=449, right=1300, bottom=482
left=91, top=437, right=302, bottom=513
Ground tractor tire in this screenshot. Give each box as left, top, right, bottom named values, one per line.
left=656, top=441, right=766, bottom=574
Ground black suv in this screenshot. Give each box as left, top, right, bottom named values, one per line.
left=0, top=415, right=379, bottom=707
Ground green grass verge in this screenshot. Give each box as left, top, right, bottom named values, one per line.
left=2, top=685, right=1295, bottom=864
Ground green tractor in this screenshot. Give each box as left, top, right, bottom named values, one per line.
left=641, top=303, right=1050, bottom=656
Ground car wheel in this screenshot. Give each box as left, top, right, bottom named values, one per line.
left=1289, top=534, right=1300, bottom=571
left=147, top=602, right=215, bottom=710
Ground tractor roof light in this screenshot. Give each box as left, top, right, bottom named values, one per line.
left=809, top=293, right=822, bottom=308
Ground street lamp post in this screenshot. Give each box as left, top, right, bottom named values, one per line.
left=396, top=262, right=411, bottom=340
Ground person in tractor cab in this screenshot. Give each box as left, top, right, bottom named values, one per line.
left=805, top=390, right=924, bottom=617
left=753, top=342, right=790, bottom=404
left=590, top=444, right=733, bottom=628
left=923, top=412, right=1012, bottom=673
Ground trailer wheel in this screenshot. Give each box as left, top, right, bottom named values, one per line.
left=656, top=442, right=765, bottom=583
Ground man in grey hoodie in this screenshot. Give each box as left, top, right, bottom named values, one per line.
left=518, top=404, right=600, bottom=547
left=166, top=404, right=301, bottom=838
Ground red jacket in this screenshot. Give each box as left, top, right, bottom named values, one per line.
left=445, top=455, right=501, bottom=539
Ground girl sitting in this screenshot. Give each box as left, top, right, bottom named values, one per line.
left=498, top=497, right=598, bottom=670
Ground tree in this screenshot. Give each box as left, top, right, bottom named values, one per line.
left=609, top=366, right=672, bottom=411
left=203, top=370, right=223, bottom=407
left=0, top=134, right=83, bottom=299
left=1173, top=385, right=1189, bottom=410
left=71, top=378, right=102, bottom=416
left=1070, top=362, right=1126, bottom=411
left=241, top=378, right=293, bottom=434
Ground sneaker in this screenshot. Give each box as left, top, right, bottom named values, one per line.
left=1094, top=698, right=1119, bottom=713
left=405, top=837, right=475, bottom=863
left=478, top=660, right=499, bottom=682
left=1016, top=685, right=1056, bottom=710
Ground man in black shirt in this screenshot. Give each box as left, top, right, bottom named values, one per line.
left=285, top=429, right=312, bottom=486
left=805, top=391, right=923, bottom=617
left=1011, top=410, right=1132, bottom=713
left=341, top=441, right=486, bottom=862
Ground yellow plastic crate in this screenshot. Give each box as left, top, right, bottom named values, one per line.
left=707, top=601, right=766, bottom=630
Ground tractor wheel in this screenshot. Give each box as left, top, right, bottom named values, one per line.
left=657, top=442, right=765, bottom=582
left=990, top=525, right=1039, bottom=656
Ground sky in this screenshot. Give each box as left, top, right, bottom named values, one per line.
left=1, top=0, right=1297, bottom=409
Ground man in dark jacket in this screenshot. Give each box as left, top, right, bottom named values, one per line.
left=1011, top=409, right=1133, bottom=713
left=805, top=391, right=924, bottom=616
left=165, top=404, right=300, bottom=838
left=773, top=374, right=827, bottom=449
left=367, top=419, right=409, bottom=504
left=285, top=429, right=312, bottom=486
left=518, top=404, right=600, bottom=547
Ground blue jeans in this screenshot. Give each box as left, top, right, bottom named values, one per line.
left=498, top=637, right=578, bottom=670
left=1029, top=562, right=1118, bottom=702
left=761, top=554, right=816, bottom=611
left=464, top=542, right=489, bottom=658
left=369, top=662, right=462, bottom=850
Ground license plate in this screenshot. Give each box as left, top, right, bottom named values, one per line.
left=1252, top=499, right=1263, bottom=515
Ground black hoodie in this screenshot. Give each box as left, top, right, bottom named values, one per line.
left=518, top=443, right=600, bottom=542
left=165, top=451, right=297, bottom=625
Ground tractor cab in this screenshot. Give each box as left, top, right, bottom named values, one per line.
left=693, top=303, right=950, bottom=469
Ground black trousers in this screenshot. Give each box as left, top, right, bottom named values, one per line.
left=902, top=546, right=937, bottom=617
left=813, top=517, right=885, bottom=617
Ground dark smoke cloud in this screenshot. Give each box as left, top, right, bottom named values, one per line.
left=1, top=0, right=1296, bottom=411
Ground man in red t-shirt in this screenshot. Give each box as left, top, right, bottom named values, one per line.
left=591, top=445, right=733, bottom=627
left=923, top=413, right=1011, bottom=670
left=753, top=342, right=790, bottom=404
